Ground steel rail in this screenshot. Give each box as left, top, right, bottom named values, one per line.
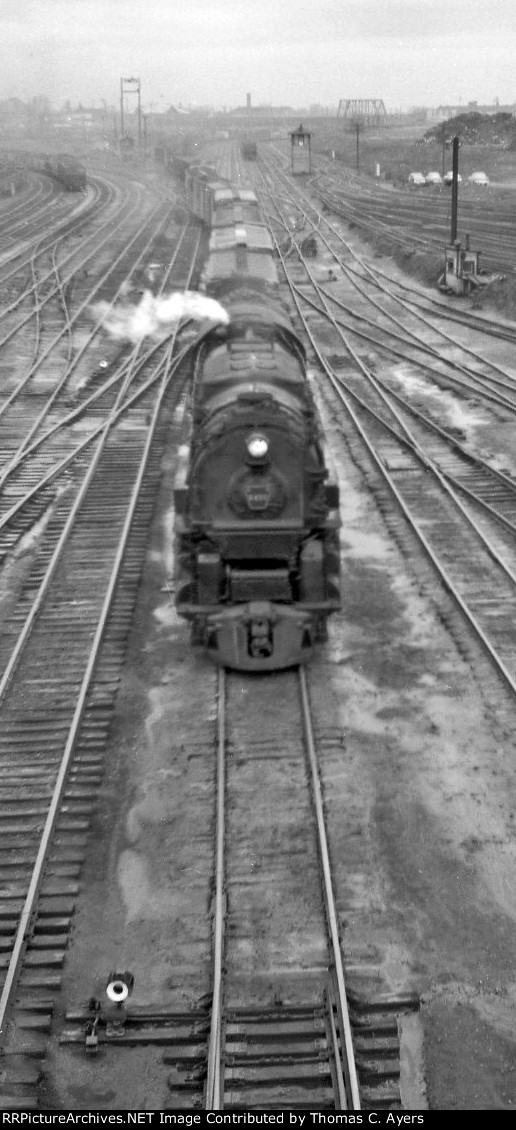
left=0, top=309, right=185, bottom=1042
left=252, top=164, right=516, bottom=701
left=298, top=668, right=361, bottom=1110
left=0, top=334, right=191, bottom=699
left=326, top=982, right=348, bottom=1109
left=0, top=192, right=149, bottom=423
left=267, top=201, right=516, bottom=599
left=0, top=175, right=49, bottom=236
left=0, top=202, right=170, bottom=485
left=326, top=356, right=516, bottom=591
left=0, top=184, right=149, bottom=384
left=0, top=176, right=112, bottom=318
left=0, top=332, right=197, bottom=535
left=0, top=177, right=106, bottom=295
left=324, top=233, right=516, bottom=384
left=283, top=251, right=516, bottom=700
left=304, top=282, right=516, bottom=411
left=29, top=240, right=44, bottom=368
left=267, top=151, right=516, bottom=348
left=205, top=667, right=227, bottom=1110
left=347, top=256, right=516, bottom=345
left=263, top=156, right=516, bottom=391
left=0, top=221, right=201, bottom=489
left=313, top=169, right=516, bottom=265
left=0, top=187, right=93, bottom=268
left=260, top=161, right=516, bottom=410
left=295, top=281, right=516, bottom=414
left=326, top=389, right=516, bottom=700
left=258, top=170, right=516, bottom=541
left=339, top=251, right=516, bottom=355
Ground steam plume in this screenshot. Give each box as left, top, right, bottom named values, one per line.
left=94, top=289, right=229, bottom=344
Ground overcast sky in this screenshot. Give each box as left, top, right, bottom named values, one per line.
left=2, top=0, right=515, bottom=111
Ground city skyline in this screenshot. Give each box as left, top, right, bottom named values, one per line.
left=1, top=0, right=515, bottom=114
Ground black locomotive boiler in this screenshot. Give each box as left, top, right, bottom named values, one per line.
left=174, top=167, right=341, bottom=671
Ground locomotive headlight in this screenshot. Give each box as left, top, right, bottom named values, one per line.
left=246, top=433, right=269, bottom=459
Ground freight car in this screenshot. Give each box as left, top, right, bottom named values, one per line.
left=174, top=167, right=341, bottom=671
left=43, top=154, right=86, bottom=191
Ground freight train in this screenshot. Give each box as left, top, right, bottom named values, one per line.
left=43, top=154, right=87, bottom=191
left=174, top=164, right=341, bottom=671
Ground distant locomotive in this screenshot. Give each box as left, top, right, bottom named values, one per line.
left=241, top=140, right=258, bottom=160
left=43, top=154, right=86, bottom=191
left=174, top=165, right=341, bottom=671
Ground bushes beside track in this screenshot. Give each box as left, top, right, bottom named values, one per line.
left=356, top=226, right=515, bottom=317
left=356, top=226, right=444, bottom=288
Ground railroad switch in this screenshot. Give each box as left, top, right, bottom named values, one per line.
left=85, top=1016, right=99, bottom=1053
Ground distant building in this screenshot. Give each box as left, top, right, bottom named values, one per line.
left=431, top=101, right=516, bottom=121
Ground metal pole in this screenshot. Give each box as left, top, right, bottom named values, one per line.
left=451, top=135, right=459, bottom=243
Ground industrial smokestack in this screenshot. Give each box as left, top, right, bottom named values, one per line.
left=451, top=135, right=459, bottom=243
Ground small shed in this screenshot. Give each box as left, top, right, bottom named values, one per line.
left=443, top=238, right=480, bottom=295
left=290, top=124, right=311, bottom=175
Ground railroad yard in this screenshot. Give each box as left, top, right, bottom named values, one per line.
left=1, top=126, right=516, bottom=1115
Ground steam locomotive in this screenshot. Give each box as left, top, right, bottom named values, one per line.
left=174, top=165, right=341, bottom=671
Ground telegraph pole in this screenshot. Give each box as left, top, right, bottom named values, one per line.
left=450, top=135, right=460, bottom=243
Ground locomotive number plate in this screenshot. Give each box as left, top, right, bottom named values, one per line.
left=244, top=483, right=272, bottom=510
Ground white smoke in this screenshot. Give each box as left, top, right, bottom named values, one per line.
left=94, top=289, right=229, bottom=344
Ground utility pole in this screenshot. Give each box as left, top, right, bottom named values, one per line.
left=450, top=135, right=460, bottom=243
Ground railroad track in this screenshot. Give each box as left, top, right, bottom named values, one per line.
left=0, top=188, right=207, bottom=1106
left=55, top=665, right=416, bottom=1112
left=245, top=157, right=516, bottom=703
left=0, top=172, right=83, bottom=257
left=0, top=333, right=197, bottom=1109
left=198, top=666, right=414, bottom=1111
left=0, top=210, right=201, bottom=551
left=299, top=296, right=516, bottom=695
left=0, top=155, right=424, bottom=1111
left=310, top=164, right=516, bottom=276
left=0, top=187, right=168, bottom=446
left=261, top=154, right=516, bottom=381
